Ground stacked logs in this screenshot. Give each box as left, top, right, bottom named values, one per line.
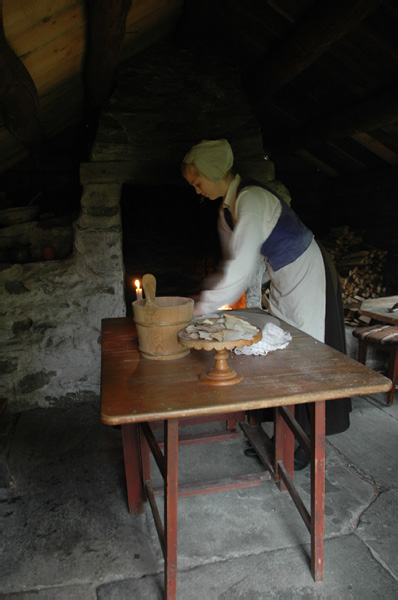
left=319, top=226, right=388, bottom=325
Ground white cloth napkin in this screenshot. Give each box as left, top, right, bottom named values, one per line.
left=234, top=321, right=292, bottom=356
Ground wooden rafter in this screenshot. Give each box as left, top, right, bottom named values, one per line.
left=266, top=84, right=398, bottom=157
left=247, top=0, right=383, bottom=105
left=351, top=133, right=398, bottom=166
left=319, top=166, right=398, bottom=198
left=295, top=150, right=340, bottom=178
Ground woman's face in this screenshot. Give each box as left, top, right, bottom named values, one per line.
left=183, top=165, right=225, bottom=200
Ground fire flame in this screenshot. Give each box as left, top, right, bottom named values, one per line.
left=218, top=293, right=247, bottom=311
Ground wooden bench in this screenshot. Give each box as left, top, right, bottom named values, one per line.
left=352, top=324, right=398, bottom=405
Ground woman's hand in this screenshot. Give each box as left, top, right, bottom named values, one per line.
left=193, top=302, right=204, bottom=317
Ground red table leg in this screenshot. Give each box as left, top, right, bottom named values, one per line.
left=310, top=400, right=326, bottom=581
left=122, top=423, right=144, bottom=514
left=274, top=405, right=295, bottom=489
left=140, top=426, right=151, bottom=501
left=164, top=419, right=179, bottom=599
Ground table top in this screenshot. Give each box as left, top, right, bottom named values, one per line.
left=100, top=316, right=392, bottom=425
left=358, top=295, right=398, bottom=325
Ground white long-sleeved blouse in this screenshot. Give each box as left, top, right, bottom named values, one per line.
left=195, top=175, right=326, bottom=341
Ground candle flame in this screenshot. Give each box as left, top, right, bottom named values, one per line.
left=134, top=279, right=141, bottom=289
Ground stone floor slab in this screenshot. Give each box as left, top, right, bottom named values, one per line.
left=93, top=535, right=398, bottom=599
left=356, top=489, right=398, bottom=579
left=0, top=405, right=159, bottom=594
left=328, top=394, right=398, bottom=489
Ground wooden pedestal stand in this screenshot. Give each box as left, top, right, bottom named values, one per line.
left=179, top=327, right=262, bottom=386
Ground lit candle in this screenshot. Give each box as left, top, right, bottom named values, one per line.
left=134, top=279, right=142, bottom=301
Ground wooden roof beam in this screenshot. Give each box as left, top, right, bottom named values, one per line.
left=84, top=0, right=132, bottom=132
left=266, top=84, right=398, bottom=157
left=351, top=133, right=398, bottom=166
left=319, top=166, right=398, bottom=198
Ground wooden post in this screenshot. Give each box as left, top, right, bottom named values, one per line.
left=310, top=400, right=326, bottom=582
left=0, top=0, right=44, bottom=150
left=84, top=0, right=132, bottom=133
left=122, top=423, right=145, bottom=514
left=164, top=419, right=179, bottom=600
left=274, top=405, right=294, bottom=489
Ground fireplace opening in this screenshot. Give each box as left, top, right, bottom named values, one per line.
left=121, top=184, right=222, bottom=314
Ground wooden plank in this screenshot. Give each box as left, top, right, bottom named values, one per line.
left=351, top=132, right=398, bottom=165
left=278, top=460, right=311, bottom=531
left=2, top=0, right=78, bottom=38
left=141, top=422, right=166, bottom=479
left=145, top=481, right=166, bottom=557
left=21, top=25, right=85, bottom=95
left=152, top=472, right=270, bottom=498
left=100, top=316, right=392, bottom=425
left=359, top=295, right=398, bottom=325
left=125, top=0, right=182, bottom=26
left=4, top=4, right=85, bottom=56
left=121, top=0, right=183, bottom=59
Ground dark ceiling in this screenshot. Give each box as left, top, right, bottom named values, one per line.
left=175, top=0, right=398, bottom=184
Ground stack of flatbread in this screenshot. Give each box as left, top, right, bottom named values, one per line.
left=179, top=314, right=260, bottom=342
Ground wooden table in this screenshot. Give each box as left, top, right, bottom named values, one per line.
left=358, top=295, right=398, bottom=325
left=100, top=316, right=391, bottom=599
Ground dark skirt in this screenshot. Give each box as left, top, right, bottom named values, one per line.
left=253, top=242, right=352, bottom=436
left=294, top=243, right=351, bottom=435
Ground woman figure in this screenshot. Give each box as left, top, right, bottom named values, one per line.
left=182, top=138, right=351, bottom=466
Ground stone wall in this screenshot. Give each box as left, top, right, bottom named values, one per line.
left=0, top=216, right=74, bottom=264
left=0, top=184, right=126, bottom=412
